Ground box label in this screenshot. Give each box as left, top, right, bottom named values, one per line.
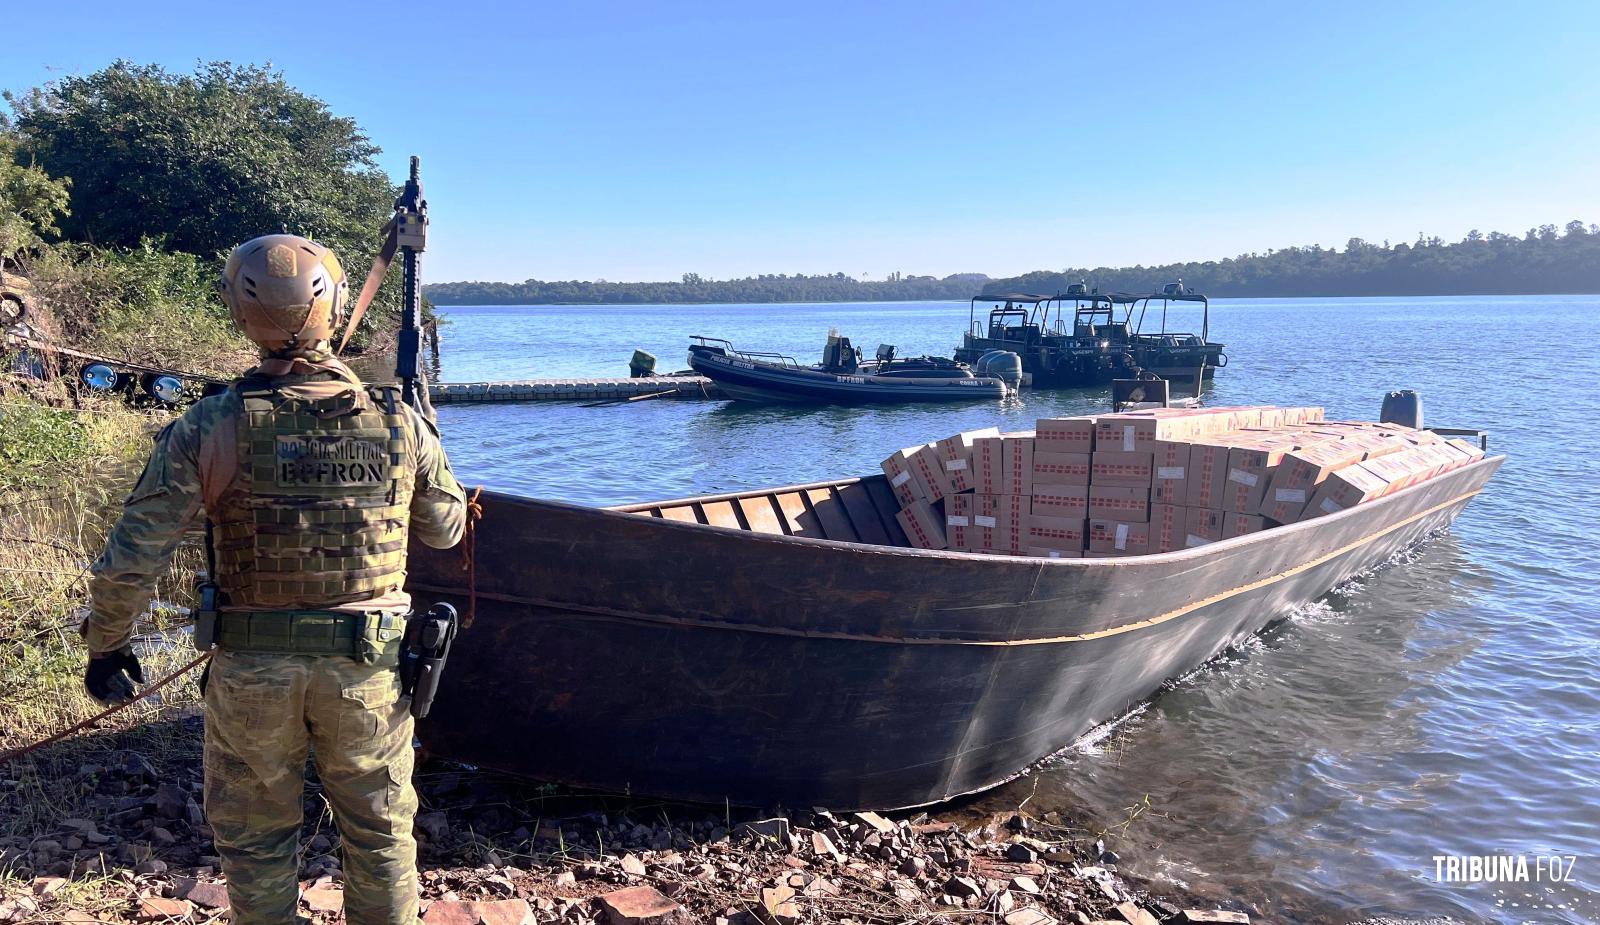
left=1227, top=468, right=1258, bottom=487
left=974, top=515, right=996, bottom=527
left=891, top=471, right=912, bottom=487
left=945, top=458, right=967, bottom=471
left=1157, top=466, right=1185, bottom=479
left=1274, top=488, right=1306, bottom=502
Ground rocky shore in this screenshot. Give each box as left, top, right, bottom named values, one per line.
left=0, top=717, right=1252, bottom=925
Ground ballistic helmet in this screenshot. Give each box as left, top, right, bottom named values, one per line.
left=220, top=234, right=348, bottom=351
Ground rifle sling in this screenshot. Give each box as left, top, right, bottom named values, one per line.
left=337, top=218, right=399, bottom=356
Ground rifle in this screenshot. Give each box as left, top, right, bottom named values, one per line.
left=393, top=156, right=429, bottom=412
left=340, top=154, right=431, bottom=417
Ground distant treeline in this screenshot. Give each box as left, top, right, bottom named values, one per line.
left=424, top=271, right=990, bottom=305
left=989, top=222, right=1600, bottom=299
left=426, top=221, right=1600, bottom=305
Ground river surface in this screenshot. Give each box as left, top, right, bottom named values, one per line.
left=427, top=296, right=1599, bottom=925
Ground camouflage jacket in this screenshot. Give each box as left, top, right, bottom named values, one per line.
left=86, top=357, right=467, bottom=654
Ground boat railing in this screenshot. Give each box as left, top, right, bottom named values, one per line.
left=690, top=335, right=801, bottom=368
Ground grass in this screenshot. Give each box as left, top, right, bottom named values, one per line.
left=0, top=390, right=209, bottom=842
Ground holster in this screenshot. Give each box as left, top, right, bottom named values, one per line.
left=193, top=582, right=220, bottom=652
left=399, top=603, right=458, bottom=719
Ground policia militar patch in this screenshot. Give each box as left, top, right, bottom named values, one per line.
left=275, top=435, right=391, bottom=487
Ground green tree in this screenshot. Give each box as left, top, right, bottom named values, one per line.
left=8, top=61, right=410, bottom=346
left=0, top=125, right=71, bottom=263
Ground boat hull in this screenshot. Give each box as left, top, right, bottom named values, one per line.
left=690, top=349, right=1008, bottom=403
left=407, top=457, right=1501, bottom=810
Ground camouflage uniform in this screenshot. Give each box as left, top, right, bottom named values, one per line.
left=88, top=354, right=466, bottom=925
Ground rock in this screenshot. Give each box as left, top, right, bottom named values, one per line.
left=1006, top=843, right=1039, bottom=863
left=0, top=897, right=38, bottom=922
left=740, top=818, right=791, bottom=844
left=1003, top=910, right=1058, bottom=925
left=555, top=870, right=577, bottom=887
left=308, top=834, right=332, bottom=854
left=149, top=827, right=177, bottom=847
left=852, top=812, right=895, bottom=835
left=185, top=799, right=204, bottom=826
left=30, top=878, right=66, bottom=897
left=897, top=856, right=926, bottom=878
left=1180, top=912, right=1250, bottom=925
left=595, top=885, right=688, bottom=925
left=59, top=819, right=98, bottom=836
left=1100, top=849, right=1121, bottom=864
left=619, top=854, right=647, bottom=877
left=120, top=752, right=159, bottom=782
left=943, top=876, right=982, bottom=898
left=415, top=811, right=450, bottom=842
left=32, top=839, right=62, bottom=858
left=175, top=879, right=230, bottom=911
left=1115, top=902, right=1161, bottom=925
left=756, top=885, right=798, bottom=925
left=136, top=860, right=169, bottom=876
left=808, top=831, right=842, bottom=862
left=153, top=783, right=188, bottom=820
left=992, top=891, right=1016, bottom=914
left=1011, top=875, right=1041, bottom=894
left=64, top=836, right=84, bottom=851
left=485, top=874, right=516, bottom=896
left=476, top=899, right=534, bottom=925
left=136, top=896, right=193, bottom=921
left=801, top=878, right=840, bottom=898
left=422, top=900, right=483, bottom=925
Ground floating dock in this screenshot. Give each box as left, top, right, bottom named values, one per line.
left=429, top=376, right=721, bottom=403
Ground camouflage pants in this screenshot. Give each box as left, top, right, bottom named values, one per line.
left=203, top=648, right=419, bottom=925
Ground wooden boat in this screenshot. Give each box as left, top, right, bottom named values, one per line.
left=688, top=334, right=1013, bottom=403
left=406, top=445, right=1502, bottom=810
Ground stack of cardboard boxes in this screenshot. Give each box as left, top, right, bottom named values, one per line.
left=880, top=406, right=1485, bottom=556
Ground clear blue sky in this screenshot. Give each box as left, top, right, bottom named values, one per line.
left=5, top=1, right=1597, bottom=283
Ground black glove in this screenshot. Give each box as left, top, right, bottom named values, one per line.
left=84, top=647, right=145, bottom=706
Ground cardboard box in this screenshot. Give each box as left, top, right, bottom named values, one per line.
left=1091, top=450, right=1154, bottom=487
left=1360, top=449, right=1434, bottom=495
left=1033, top=451, right=1090, bottom=487
left=1222, top=441, right=1295, bottom=514
left=1152, top=440, right=1192, bottom=505
left=1088, top=484, right=1149, bottom=522
left=944, top=493, right=973, bottom=551
left=879, top=446, right=923, bottom=507
left=1224, top=512, right=1267, bottom=539
left=972, top=435, right=1005, bottom=494
left=1001, top=431, right=1035, bottom=495
left=990, top=492, right=1029, bottom=552
left=1031, top=484, right=1089, bottom=518
left=1184, top=506, right=1225, bottom=547
left=936, top=427, right=1001, bottom=494
left=881, top=443, right=951, bottom=507
left=1445, top=437, right=1486, bottom=468
left=1149, top=503, right=1184, bottom=553
left=1301, top=464, right=1391, bottom=520
left=970, top=493, right=1001, bottom=549
left=1088, top=518, right=1150, bottom=555
left=1027, top=514, right=1086, bottom=552
left=1185, top=436, right=1247, bottom=510
left=895, top=499, right=947, bottom=550
left=1025, top=546, right=1082, bottom=559
left=1035, top=416, right=1098, bottom=454
left=907, top=441, right=955, bottom=503
left=1259, top=440, right=1366, bottom=522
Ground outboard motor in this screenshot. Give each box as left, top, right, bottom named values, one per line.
left=1380, top=389, right=1424, bottom=429
left=629, top=349, right=657, bottom=378
left=991, top=351, right=1023, bottom=390
left=978, top=350, right=1023, bottom=390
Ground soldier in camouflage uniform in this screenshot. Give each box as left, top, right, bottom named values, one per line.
left=84, top=234, right=467, bottom=925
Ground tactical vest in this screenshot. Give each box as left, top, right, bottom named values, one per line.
left=213, top=378, right=414, bottom=608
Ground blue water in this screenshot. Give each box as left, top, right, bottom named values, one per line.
left=430, top=296, right=1600, bottom=924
